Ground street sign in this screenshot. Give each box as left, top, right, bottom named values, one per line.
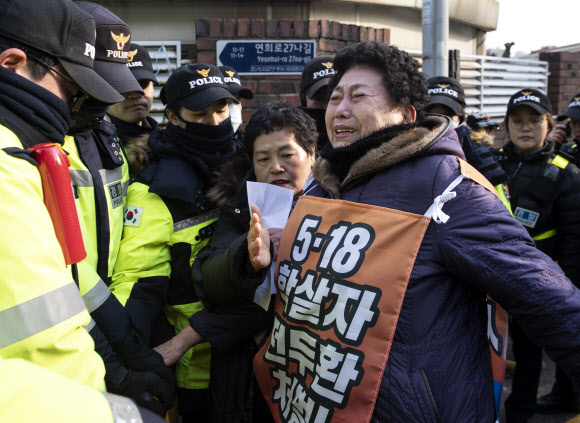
left=217, top=40, right=316, bottom=75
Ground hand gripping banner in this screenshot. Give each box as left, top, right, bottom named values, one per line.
left=254, top=196, right=430, bottom=423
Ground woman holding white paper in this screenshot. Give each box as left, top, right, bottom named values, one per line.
left=155, top=101, right=317, bottom=423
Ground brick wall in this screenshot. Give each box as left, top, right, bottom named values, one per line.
left=540, top=51, right=580, bottom=115
left=490, top=52, right=580, bottom=148
left=193, top=18, right=390, bottom=122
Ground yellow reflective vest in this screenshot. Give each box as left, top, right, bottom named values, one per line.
left=0, top=357, right=142, bottom=423
left=0, top=124, right=105, bottom=390
left=111, top=157, right=219, bottom=390
left=63, top=133, right=129, bottom=318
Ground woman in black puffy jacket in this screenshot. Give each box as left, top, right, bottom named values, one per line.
left=495, top=88, right=580, bottom=423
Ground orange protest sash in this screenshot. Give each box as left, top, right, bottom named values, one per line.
left=254, top=196, right=430, bottom=423
left=487, top=296, right=509, bottom=414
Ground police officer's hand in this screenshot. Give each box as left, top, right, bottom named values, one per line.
left=106, top=366, right=175, bottom=416
left=546, top=124, right=569, bottom=146
left=114, top=341, right=175, bottom=388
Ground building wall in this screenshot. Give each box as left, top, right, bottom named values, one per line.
left=95, top=0, right=491, bottom=55
left=540, top=51, right=580, bottom=115
left=194, top=17, right=391, bottom=123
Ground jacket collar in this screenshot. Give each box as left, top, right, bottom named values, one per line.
left=313, top=115, right=451, bottom=197
left=503, top=140, right=554, bottom=163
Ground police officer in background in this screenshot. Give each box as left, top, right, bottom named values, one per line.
left=108, top=43, right=159, bottom=152
left=0, top=0, right=163, bottom=421
left=219, top=65, right=254, bottom=138
left=549, top=92, right=580, bottom=163
left=299, top=55, right=335, bottom=150
left=68, top=2, right=175, bottom=415
left=426, top=76, right=509, bottom=203
left=494, top=89, right=580, bottom=423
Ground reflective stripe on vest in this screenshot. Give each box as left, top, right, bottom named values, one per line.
left=82, top=278, right=111, bottom=313
left=173, top=209, right=219, bottom=233
left=533, top=228, right=557, bottom=241
left=99, top=167, right=123, bottom=185
left=494, top=183, right=513, bottom=215
left=85, top=318, right=96, bottom=332
left=102, top=391, right=143, bottom=423
left=122, top=180, right=130, bottom=198
left=550, top=155, right=569, bottom=169
left=0, top=283, right=86, bottom=349
left=70, top=169, right=94, bottom=188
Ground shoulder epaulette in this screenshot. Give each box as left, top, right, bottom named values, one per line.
left=2, top=147, right=38, bottom=166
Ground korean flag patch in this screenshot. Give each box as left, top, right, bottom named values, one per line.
left=123, top=206, right=143, bottom=227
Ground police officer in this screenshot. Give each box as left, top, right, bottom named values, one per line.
left=66, top=2, right=175, bottom=415
left=111, top=63, right=239, bottom=422
left=108, top=42, right=159, bottom=165
left=299, top=55, right=335, bottom=150
left=426, top=76, right=509, bottom=206
left=218, top=65, right=253, bottom=137
left=551, top=92, right=580, bottom=163
left=0, top=0, right=164, bottom=421
left=0, top=0, right=120, bottom=388
left=494, top=89, right=580, bottom=423
left=0, top=356, right=163, bottom=423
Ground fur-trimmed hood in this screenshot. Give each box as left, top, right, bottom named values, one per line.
left=124, top=133, right=151, bottom=178
left=206, top=153, right=253, bottom=208
left=313, top=115, right=452, bottom=197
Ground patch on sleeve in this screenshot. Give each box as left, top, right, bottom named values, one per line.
left=514, top=207, right=539, bottom=228
left=123, top=206, right=143, bottom=226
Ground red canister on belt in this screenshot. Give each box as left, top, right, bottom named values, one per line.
left=28, top=143, right=86, bottom=265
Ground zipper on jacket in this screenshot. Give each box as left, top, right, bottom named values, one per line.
left=511, top=161, right=523, bottom=180
left=419, top=368, right=441, bottom=423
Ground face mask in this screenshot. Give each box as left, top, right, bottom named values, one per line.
left=451, top=120, right=459, bottom=129
left=229, top=103, right=243, bottom=133
left=67, top=102, right=108, bottom=135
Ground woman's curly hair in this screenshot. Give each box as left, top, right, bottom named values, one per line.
left=329, top=41, right=429, bottom=120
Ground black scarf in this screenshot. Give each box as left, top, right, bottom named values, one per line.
left=299, top=106, right=330, bottom=151
left=0, top=66, right=71, bottom=147
left=108, top=114, right=158, bottom=146
left=149, top=117, right=235, bottom=173
left=320, top=122, right=419, bottom=182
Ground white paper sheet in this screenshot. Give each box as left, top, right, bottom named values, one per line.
left=247, top=181, right=294, bottom=311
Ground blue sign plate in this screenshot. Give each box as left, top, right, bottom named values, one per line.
left=217, top=40, right=316, bottom=75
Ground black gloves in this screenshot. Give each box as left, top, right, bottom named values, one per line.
left=113, top=340, right=174, bottom=387
left=106, top=365, right=175, bottom=416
